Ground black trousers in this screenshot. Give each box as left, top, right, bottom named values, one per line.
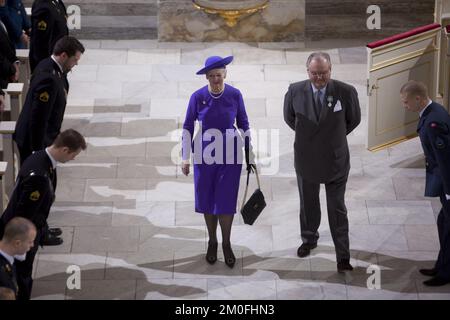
left=296, top=173, right=350, bottom=262
left=16, top=229, right=42, bottom=300
left=435, top=193, right=450, bottom=280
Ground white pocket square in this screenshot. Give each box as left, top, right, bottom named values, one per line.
left=334, top=100, right=342, bottom=112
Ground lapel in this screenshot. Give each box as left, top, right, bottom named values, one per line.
left=302, top=80, right=318, bottom=124
left=417, top=103, right=434, bottom=132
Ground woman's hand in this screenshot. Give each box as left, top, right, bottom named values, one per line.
left=182, top=162, right=190, bottom=176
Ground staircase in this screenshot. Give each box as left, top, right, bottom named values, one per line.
left=22, top=0, right=158, bottom=40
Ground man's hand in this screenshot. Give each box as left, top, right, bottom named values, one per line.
left=20, top=33, right=29, bottom=47
left=10, top=62, right=20, bottom=82
left=446, top=194, right=450, bottom=201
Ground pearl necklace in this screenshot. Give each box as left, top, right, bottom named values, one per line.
left=208, top=85, right=225, bottom=99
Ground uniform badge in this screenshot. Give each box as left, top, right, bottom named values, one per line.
left=5, top=264, right=11, bottom=273
left=37, top=20, right=47, bottom=31
left=30, top=191, right=41, bottom=201
left=39, top=91, right=49, bottom=103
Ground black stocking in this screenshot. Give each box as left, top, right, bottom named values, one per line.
left=204, top=213, right=218, bottom=244
left=218, top=214, right=234, bottom=245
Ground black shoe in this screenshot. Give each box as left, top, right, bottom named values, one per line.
left=337, top=259, right=354, bottom=273
left=41, top=233, right=63, bottom=246
left=48, top=228, right=62, bottom=237
left=206, top=241, right=218, bottom=265
left=419, top=268, right=438, bottom=277
left=423, top=276, right=450, bottom=287
left=222, top=243, right=236, bottom=268
left=297, top=243, right=317, bottom=258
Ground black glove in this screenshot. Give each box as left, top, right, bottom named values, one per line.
left=245, top=146, right=256, bottom=173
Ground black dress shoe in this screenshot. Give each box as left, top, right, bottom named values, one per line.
left=222, top=243, right=236, bottom=268
left=337, top=260, right=354, bottom=273
left=48, top=228, right=62, bottom=237
left=205, top=241, right=218, bottom=265
left=423, top=276, right=450, bottom=287
left=41, top=233, right=63, bottom=246
left=297, top=243, right=317, bottom=258
left=419, top=268, right=437, bottom=277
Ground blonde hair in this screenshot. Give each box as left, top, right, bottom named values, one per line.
left=400, top=80, right=428, bottom=98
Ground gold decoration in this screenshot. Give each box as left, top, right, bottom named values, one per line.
left=39, top=91, right=49, bottom=103
left=37, top=20, right=47, bottom=31
left=193, top=0, right=269, bottom=28
left=30, top=191, right=41, bottom=201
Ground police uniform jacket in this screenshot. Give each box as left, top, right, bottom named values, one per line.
left=0, top=253, right=18, bottom=297
left=29, top=0, right=68, bottom=72
left=417, top=101, right=450, bottom=197
left=1, top=150, right=56, bottom=233
left=13, top=57, right=68, bottom=154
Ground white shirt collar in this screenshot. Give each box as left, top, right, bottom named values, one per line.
left=311, top=83, right=327, bottom=95
left=45, top=148, right=58, bottom=169
left=51, top=55, right=64, bottom=73
left=0, top=249, right=14, bottom=265
left=419, top=99, right=433, bottom=118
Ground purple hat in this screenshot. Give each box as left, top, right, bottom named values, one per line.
left=196, top=56, right=234, bottom=75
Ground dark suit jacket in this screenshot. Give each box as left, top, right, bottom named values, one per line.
left=284, top=79, right=361, bottom=183
left=417, top=101, right=450, bottom=197
left=29, top=0, right=68, bottom=72
left=0, top=254, right=18, bottom=298
left=0, top=19, right=17, bottom=88
left=0, top=150, right=56, bottom=234
left=14, top=57, right=68, bottom=155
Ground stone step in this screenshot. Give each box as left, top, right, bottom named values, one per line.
left=22, top=0, right=157, bottom=40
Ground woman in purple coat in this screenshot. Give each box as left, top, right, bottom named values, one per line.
left=182, top=56, right=254, bottom=268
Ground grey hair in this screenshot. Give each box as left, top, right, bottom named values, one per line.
left=306, top=52, right=332, bottom=68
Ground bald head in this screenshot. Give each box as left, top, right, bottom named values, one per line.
left=3, top=217, right=36, bottom=243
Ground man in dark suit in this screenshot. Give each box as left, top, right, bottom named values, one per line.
left=0, top=129, right=87, bottom=300
left=29, top=0, right=68, bottom=72
left=284, top=52, right=361, bottom=272
left=0, top=4, right=19, bottom=89
left=0, top=217, right=37, bottom=300
left=400, top=80, right=450, bottom=287
left=14, top=35, right=84, bottom=165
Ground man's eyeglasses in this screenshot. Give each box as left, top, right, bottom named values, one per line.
left=308, top=70, right=330, bottom=78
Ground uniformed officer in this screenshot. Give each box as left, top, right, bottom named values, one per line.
left=400, top=80, right=450, bottom=287
left=14, top=35, right=84, bottom=165
left=29, top=0, right=68, bottom=72
left=0, top=217, right=37, bottom=300
left=0, top=129, right=86, bottom=300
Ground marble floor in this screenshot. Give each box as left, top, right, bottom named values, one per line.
left=30, top=40, right=450, bottom=300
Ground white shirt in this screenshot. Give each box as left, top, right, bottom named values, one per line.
left=311, top=83, right=327, bottom=105
left=51, top=55, right=64, bottom=74
left=0, top=249, right=14, bottom=266
left=419, top=99, right=432, bottom=118
left=45, top=148, right=58, bottom=169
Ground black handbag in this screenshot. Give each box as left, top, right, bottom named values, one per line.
left=240, top=167, right=266, bottom=225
